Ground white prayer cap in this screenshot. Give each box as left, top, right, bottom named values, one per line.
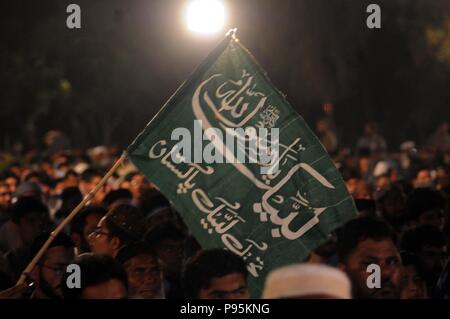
left=73, top=162, right=89, bottom=175
left=373, top=160, right=390, bottom=177
left=262, top=263, right=352, bottom=299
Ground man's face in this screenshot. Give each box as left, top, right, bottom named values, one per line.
left=418, top=209, right=445, bottom=229
left=5, top=177, right=18, bottom=193
left=130, top=175, right=150, bottom=201
left=382, top=193, right=405, bottom=214
left=342, top=239, right=402, bottom=299
left=375, top=176, right=391, bottom=192
left=345, top=178, right=358, bottom=195
left=79, top=213, right=103, bottom=253
left=64, top=175, right=79, bottom=188
left=418, top=244, right=447, bottom=285
left=124, top=254, right=163, bottom=299
left=81, top=279, right=127, bottom=299
left=38, top=246, right=75, bottom=299
left=0, top=185, right=12, bottom=208
left=198, top=273, right=249, bottom=299
left=156, top=239, right=185, bottom=276
left=147, top=208, right=175, bottom=229
left=19, top=212, right=50, bottom=246
left=400, top=265, right=428, bottom=299
left=358, top=158, right=370, bottom=175
left=88, top=217, right=116, bottom=256
left=415, top=170, right=432, bottom=188
left=80, top=176, right=102, bottom=201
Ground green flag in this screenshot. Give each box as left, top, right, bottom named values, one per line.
left=126, top=32, right=357, bottom=297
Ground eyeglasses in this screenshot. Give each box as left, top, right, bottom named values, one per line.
left=90, top=228, right=110, bottom=238
left=39, top=264, right=66, bottom=276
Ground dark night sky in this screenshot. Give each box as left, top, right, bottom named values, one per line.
left=1, top=0, right=449, bottom=150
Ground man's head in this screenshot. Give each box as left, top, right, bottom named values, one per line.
left=125, top=173, right=151, bottom=204
left=11, top=197, right=51, bottom=247
left=263, top=263, right=352, bottom=299
left=79, top=168, right=104, bottom=203
left=376, top=184, right=407, bottom=228
left=63, top=170, right=79, bottom=189
left=414, top=169, right=433, bottom=189
left=29, top=232, right=76, bottom=299
left=337, top=217, right=402, bottom=299
left=70, top=205, right=107, bottom=253
left=63, top=254, right=128, bottom=299
left=364, top=122, right=377, bottom=136
left=145, top=222, right=186, bottom=278
left=116, top=242, right=164, bottom=299
left=15, top=181, right=43, bottom=200
left=88, top=204, right=146, bottom=257
left=2, top=173, right=19, bottom=194
left=54, top=187, right=83, bottom=220
left=401, top=225, right=447, bottom=289
left=102, top=188, right=133, bottom=208
left=400, top=252, right=428, bottom=299
left=0, top=182, right=12, bottom=210
left=406, top=188, right=446, bottom=229
left=182, top=249, right=249, bottom=299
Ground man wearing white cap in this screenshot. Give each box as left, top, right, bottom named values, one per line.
left=262, top=263, right=352, bottom=299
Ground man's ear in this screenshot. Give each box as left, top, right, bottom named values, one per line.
left=110, top=236, right=121, bottom=251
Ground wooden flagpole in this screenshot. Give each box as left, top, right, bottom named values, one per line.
left=15, top=153, right=127, bottom=286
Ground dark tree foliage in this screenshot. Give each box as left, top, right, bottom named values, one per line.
left=1, top=0, right=449, bottom=151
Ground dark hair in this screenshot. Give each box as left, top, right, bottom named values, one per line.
left=337, top=217, right=397, bottom=262
left=124, top=172, right=139, bottom=182
left=102, top=189, right=132, bottom=207
left=62, top=254, right=128, bottom=299
left=105, top=204, right=146, bottom=244
left=10, top=196, right=49, bottom=224
left=0, top=172, right=19, bottom=183
left=145, top=222, right=186, bottom=247
left=401, top=252, right=428, bottom=280
left=80, top=168, right=103, bottom=183
left=401, top=225, right=446, bottom=253
left=182, top=249, right=248, bottom=298
left=105, top=219, right=139, bottom=246
left=70, top=205, right=107, bottom=236
left=116, top=241, right=158, bottom=266
left=406, top=189, right=447, bottom=221
left=30, top=231, right=75, bottom=262
left=139, top=191, right=170, bottom=216
left=64, top=170, right=78, bottom=179
left=23, top=171, right=46, bottom=183
left=55, top=187, right=83, bottom=219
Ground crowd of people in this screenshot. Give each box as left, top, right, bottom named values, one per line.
left=0, top=122, right=449, bottom=299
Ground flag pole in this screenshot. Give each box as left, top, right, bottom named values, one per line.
left=15, top=153, right=127, bottom=286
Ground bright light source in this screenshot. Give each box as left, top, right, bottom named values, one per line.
left=186, top=0, right=226, bottom=34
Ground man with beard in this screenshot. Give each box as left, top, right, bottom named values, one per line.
left=123, top=172, right=152, bottom=207
left=406, top=188, right=446, bottom=230
left=28, top=232, right=76, bottom=299
left=337, top=217, right=403, bottom=299
left=116, top=242, right=164, bottom=299
left=88, top=204, right=146, bottom=258
left=145, top=222, right=186, bottom=299
left=400, top=252, right=428, bottom=299
left=70, top=206, right=106, bottom=254
left=182, top=249, right=249, bottom=299
left=401, top=225, right=447, bottom=294
left=376, top=183, right=408, bottom=233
